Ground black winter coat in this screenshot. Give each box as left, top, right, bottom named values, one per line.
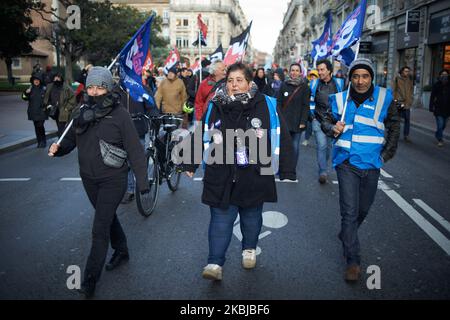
left=24, top=84, right=47, bottom=121
left=184, top=92, right=296, bottom=209
left=277, top=81, right=311, bottom=132
left=54, top=99, right=148, bottom=190
left=430, top=80, right=450, bottom=117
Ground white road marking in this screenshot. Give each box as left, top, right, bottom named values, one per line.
left=332, top=180, right=339, bottom=184
left=275, top=178, right=298, bottom=183
left=60, top=178, right=82, bottom=181
left=413, top=199, right=450, bottom=234
left=193, top=177, right=298, bottom=183
left=232, top=211, right=288, bottom=256
left=0, top=178, right=31, bottom=181
left=378, top=181, right=450, bottom=255
left=380, top=169, right=393, bottom=178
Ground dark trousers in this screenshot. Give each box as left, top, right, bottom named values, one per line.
left=290, top=131, right=302, bottom=169
left=336, top=161, right=380, bottom=266
left=56, top=120, right=66, bottom=137
left=82, top=173, right=128, bottom=281
left=435, top=115, right=449, bottom=142
left=33, top=120, right=46, bottom=144
left=401, top=109, right=410, bottom=137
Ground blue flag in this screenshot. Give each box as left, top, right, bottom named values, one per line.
left=119, top=16, right=155, bottom=105
left=311, top=12, right=332, bottom=63
left=335, top=47, right=356, bottom=67
left=330, top=0, right=367, bottom=61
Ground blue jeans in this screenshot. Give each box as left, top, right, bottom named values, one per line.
left=208, top=205, right=263, bottom=266
left=126, top=137, right=146, bottom=193
left=435, top=116, right=449, bottom=142
left=401, top=109, right=410, bottom=137
left=312, top=119, right=332, bottom=176
left=290, top=131, right=302, bottom=169
left=336, top=161, right=380, bottom=266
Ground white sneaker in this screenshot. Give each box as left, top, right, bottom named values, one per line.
left=242, top=249, right=256, bottom=269
left=302, top=140, right=309, bottom=146
left=202, top=264, right=222, bottom=280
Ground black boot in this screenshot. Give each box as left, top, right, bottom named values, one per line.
left=105, top=250, right=129, bottom=271
left=77, top=275, right=96, bottom=299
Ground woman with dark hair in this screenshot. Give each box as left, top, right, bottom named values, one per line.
left=430, top=69, right=450, bottom=147
left=253, top=67, right=267, bottom=93
left=48, top=67, right=148, bottom=298
left=277, top=63, right=311, bottom=169
left=184, top=62, right=296, bottom=281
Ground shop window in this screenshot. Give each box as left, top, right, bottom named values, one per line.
left=444, top=45, right=450, bottom=71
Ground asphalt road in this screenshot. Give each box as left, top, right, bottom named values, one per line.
left=0, top=125, right=449, bottom=300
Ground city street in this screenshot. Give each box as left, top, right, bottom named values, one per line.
left=0, top=118, right=449, bottom=300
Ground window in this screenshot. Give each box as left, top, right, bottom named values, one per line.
left=176, top=19, right=182, bottom=27
left=163, top=10, right=169, bottom=19
left=183, top=19, right=189, bottom=27
left=12, top=58, right=21, bottom=70
left=176, top=37, right=182, bottom=47
left=176, top=37, right=190, bottom=48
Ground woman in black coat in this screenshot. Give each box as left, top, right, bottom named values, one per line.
left=277, top=63, right=311, bottom=169
left=22, top=72, right=48, bottom=148
left=48, top=67, right=148, bottom=298
left=184, top=63, right=296, bottom=281
left=430, top=69, right=450, bottom=147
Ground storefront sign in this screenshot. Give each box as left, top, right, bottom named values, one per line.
left=371, top=33, right=389, bottom=53
left=397, top=23, right=419, bottom=49
left=359, top=41, right=372, bottom=53
left=429, top=9, right=450, bottom=45
left=405, top=10, right=421, bottom=33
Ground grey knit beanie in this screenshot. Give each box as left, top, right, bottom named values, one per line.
left=348, top=58, right=375, bottom=80
left=86, top=66, right=114, bottom=91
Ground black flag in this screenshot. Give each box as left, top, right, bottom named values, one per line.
left=223, top=22, right=252, bottom=65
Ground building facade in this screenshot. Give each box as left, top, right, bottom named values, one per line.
left=111, top=0, right=171, bottom=40
left=275, top=0, right=450, bottom=107
left=168, top=0, right=249, bottom=63
left=0, top=0, right=57, bottom=82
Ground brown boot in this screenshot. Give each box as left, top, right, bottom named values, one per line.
left=344, top=264, right=361, bottom=282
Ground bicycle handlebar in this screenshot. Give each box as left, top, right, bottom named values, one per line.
left=132, top=113, right=183, bottom=122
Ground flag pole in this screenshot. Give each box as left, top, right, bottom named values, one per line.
left=199, top=30, right=202, bottom=83
left=339, top=41, right=361, bottom=123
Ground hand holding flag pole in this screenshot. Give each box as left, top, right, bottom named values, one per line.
left=339, top=41, right=361, bottom=123
left=53, top=15, right=155, bottom=148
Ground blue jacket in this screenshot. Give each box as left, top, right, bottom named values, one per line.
left=309, top=77, right=344, bottom=116
left=330, top=86, right=394, bottom=169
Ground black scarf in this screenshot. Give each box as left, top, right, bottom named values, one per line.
left=285, top=76, right=305, bottom=87
left=350, top=84, right=374, bottom=106
left=72, top=93, right=119, bottom=134
left=212, top=81, right=258, bottom=106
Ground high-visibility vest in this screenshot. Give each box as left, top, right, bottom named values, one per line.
left=330, top=86, right=393, bottom=169
left=309, top=78, right=344, bottom=116
left=203, top=95, right=280, bottom=174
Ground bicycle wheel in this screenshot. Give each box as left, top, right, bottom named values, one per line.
left=166, top=161, right=181, bottom=192
left=136, top=149, right=159, bottom=217
left=166, top=139, right=181, bottom=192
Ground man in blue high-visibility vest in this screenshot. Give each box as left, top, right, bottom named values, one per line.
left=310, top=59, right=345, bottom=184
left=321, top=58, right=400, bottom=282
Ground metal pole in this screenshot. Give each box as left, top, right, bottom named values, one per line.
left=339, top=41, right=361, bottom=122
left=199, top=30, right=202, bottom=83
